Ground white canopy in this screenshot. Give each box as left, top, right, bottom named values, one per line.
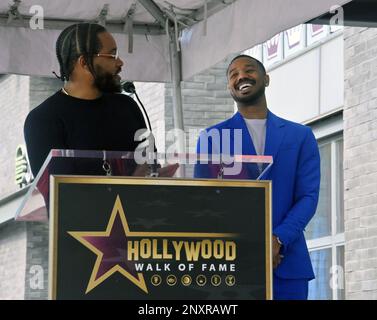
left=0, top=0, right=352, bottom=82
left=0, top=0, right=352, bottom=146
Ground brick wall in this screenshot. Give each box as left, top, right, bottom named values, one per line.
left=23, top=77, right=61, bottom=299
left=0, top=75, right=63, bottom=300
left=344, top=27, right=377, bottom=299
left=0, top=75, right=61, bottom=199
left=29, top=77, right=61, bottom=111
left=0, top=75, right=30, bottom=199
left=0, top=220, right=49, bottom=300
left=24, top=222, right=49, bottom=300
left=0, top=221, right=27, bottom=299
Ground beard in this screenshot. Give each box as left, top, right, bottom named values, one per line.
left=231, top=85, right=265, bottom=106
left=93, top=65, right=122, bottom=93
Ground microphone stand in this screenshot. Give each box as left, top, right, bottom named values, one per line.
left=122, top=81, right=159, bottom=176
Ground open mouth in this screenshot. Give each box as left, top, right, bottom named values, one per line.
left=236, top=80, right=256, bottom=93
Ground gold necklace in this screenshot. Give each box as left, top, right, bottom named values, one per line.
left=61, top=87, right=69, bottom=96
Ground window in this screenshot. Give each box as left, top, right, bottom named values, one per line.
left=306, top=135, right=345, bottom=300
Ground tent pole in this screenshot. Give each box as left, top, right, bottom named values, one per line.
left=168, top=26, right=185, bottom=171
left=135, top=0, right=186, bottom=169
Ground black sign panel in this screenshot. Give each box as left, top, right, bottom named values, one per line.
left=50, top=176, right=272, bottom=300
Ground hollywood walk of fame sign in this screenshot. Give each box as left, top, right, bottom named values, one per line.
left=49, top=176, right=272, bottom=300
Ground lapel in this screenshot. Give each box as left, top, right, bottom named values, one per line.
left=261, top=110, right=286, bottom=179
left=264, top=110, right=286, bottom=159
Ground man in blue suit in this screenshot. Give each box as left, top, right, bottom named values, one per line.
left=194, top=55, right=320, bottom=300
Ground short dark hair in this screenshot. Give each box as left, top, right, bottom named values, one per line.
left=55, top=23, right=106, bottom=81
left=226, top=54, right=266, bottom=77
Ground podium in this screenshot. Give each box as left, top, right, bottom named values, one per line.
left=16, top=150, right=273, bottom=300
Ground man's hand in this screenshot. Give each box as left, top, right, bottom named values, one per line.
left=272, top=235, right=283, bottom=269
left=132, top=163, right=179, bottom=177
left=157, top=163, right=179, bottom=177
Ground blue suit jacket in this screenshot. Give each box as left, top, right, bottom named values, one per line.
left=194, top=111, right=320, bottom=279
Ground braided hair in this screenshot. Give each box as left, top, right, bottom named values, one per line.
left=54, top=23, right=106, bottom=82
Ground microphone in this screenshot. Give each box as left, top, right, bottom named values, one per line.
left=122, top=81, right=136, bottom=94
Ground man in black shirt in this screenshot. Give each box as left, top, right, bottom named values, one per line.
left=24, top=23, right=177, bottom=177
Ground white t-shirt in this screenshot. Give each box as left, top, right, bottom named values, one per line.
left=244, top=118, right=267, bottom=155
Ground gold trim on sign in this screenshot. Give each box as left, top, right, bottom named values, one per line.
left=50, top=175, right=268, bottom=188
left=48, top=176, right=59, bottom=300
left=265, top=181, right=273, bottom=300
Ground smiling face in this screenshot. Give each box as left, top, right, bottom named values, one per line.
left=227, top=56, right=269, bottom=106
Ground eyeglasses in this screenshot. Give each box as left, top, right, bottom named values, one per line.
left=95, top=49, right=119, bottom=60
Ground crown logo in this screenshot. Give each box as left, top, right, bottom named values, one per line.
left=266, top=34, right=280, bottom=60
left=286, top=26, right=302, bottom=49
left=311, top=24, right=324, bottom=37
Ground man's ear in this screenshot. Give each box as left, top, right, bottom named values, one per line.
left=264, top=74, right=270, bottom=87
left=78, top=55, right=85, bottom=67
left=78, top=55, right=90, bottom=71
